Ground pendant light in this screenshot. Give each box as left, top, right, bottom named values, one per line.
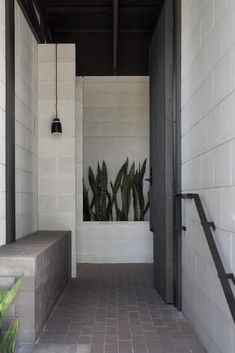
left=51, top=0, right=62, bottom=135
left=51, top=44, right=62, bottom=134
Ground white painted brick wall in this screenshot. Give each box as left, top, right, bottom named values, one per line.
left=0, top=0, right=5, bottom=246
left=15, top=2, right=38, bottom=239
left=182, top=1, right=235, bottom=352
left=38, top=44, right=77, bottom=277
left=83, top=76, right=149, bottom=221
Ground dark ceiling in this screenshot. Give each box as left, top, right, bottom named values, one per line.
left=39, top=0, right=164, bottom=76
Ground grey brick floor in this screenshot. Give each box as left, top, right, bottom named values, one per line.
left=17, top=264, right=206, bottom=353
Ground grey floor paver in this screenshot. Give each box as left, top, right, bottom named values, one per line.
left=16, top=264, right=206, bottom=353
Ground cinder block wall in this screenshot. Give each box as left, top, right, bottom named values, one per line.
left=0, top=1, right=39, bottom=243
left=15, top=2, right=38, bottom=239
left=75, top=77, right=83, bottom=263
left=181, top=1, right=235, bottom=352
left=76, top=76, right=152, bottom=264
left=0, top=0, right=5, bottom=246
left=38, top=44, right=77, bottom=277
left=83, top=76, right=149, bottom=221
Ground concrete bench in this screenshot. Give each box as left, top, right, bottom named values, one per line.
left=0, top=231, right=71, bottom=343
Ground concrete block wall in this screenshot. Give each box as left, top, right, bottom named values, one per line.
left=0, top=231, right=71, bottom=343
left=38, top=44, right=76, bottom=277
left=75, top=77, right=83, bottom=264
left=83, top=76, right=149, bottom=221
left=15, top=2, right=38, bottom=239
left=181, top=1, right=235, bottom=352
left=77, top=76, right=152, bottom=263
left=0, top=0, right=5, bottom=246
left=77, top=222, right=153, bottom=263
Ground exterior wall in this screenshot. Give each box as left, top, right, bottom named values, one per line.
left=38, top=44, right=76, bottom=277
left=83, top=76, right=149, bottom=221
left=181, top=1, right=235, bottom=352
left=0, top=0, right=5, bottom=246
left=15, top=2, right=38, bottom=239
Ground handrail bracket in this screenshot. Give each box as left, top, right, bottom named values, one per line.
left=207, top=221, right=216, bottom=231
left=219, top=273, right=235, bottom=285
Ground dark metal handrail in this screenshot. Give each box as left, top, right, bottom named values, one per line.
left=177, top=193, right=235, bottom=323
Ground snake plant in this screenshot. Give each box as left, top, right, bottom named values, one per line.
left=110, top=160, right=128, bottom=221
left=86, top=161, right=112, bottom=221
left=83, top=181, right=91, bottom=221
left=0, top=276, right=22, bottom=353
left=83, top=158, right=150, bottom=221
left=115, top=159, right=135, bottom=221
left=132, top=159, right=150, bottom=221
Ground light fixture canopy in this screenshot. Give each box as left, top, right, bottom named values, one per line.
left=51, top=117, right=62, bottom=134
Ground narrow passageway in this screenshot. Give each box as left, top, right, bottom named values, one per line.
left=19, top=264, right=206, bottom=353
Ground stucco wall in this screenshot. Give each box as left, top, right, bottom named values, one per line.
left=15, top=2, right=38, bottom=239
left=181, top=1, right=235, bottom=352
left=0, top=0, right=5, bottom=246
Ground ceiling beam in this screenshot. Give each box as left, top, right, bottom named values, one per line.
left=46, top=6, right=160, bottom=14
left=113, top=0, right=118, bottom=74
left=54, top=28, right=152, bottom=34
left=47, top=6, right=110, bottom=13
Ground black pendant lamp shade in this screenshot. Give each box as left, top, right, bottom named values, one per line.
left=51, top=44, right=62, bottom=135
left=51, top=117, right=62, bottom=134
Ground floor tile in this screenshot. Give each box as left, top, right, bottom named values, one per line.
left=18, top=264, right=206, bottom=353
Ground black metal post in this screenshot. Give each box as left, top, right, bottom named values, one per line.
left=5, top=0, right=16, bottom=244
left=113, top=0, right=118, bottom=74
left=173, top=0, right=182, bottom=311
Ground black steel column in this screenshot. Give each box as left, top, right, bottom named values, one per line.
left=173, top=0, right=182, bottom=310
left=113, top=0, right=118, bottom=74
left=5, top=0, right=16, bottom=243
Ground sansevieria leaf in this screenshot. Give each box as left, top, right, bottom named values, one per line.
left=84, top=158, right=149, bottom=222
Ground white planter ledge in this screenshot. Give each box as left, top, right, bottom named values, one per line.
left=77, top=221, right=153, bottom=263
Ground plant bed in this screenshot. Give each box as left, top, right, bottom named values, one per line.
left=0, top=276, right=22, bottom=353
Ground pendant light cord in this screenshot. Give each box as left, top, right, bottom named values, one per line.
left=55, top=43, right=58, bottom=118
left=55, top=0, right=58, bottom=119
